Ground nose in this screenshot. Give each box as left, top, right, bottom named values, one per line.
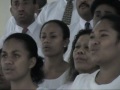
left=77, top=48, right=85, bottom=55
left=18, top=4, right=24, bottom=11
left=4, top=57, right=13, bottom=65
left=89, top=39, right=100, bottom=48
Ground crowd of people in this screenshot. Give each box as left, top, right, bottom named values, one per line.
left=1, top=0, right=120, bottom=90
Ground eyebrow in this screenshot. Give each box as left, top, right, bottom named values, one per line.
left=2, top=50, right=20, bottom=54
left=99, top=29, right=109, bottom=33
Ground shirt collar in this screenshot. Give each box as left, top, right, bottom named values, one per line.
left=79, top=16, right=93, bottom=29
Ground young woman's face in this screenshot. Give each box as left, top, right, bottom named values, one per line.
left=89, top=19, right=120, bottom=66
left=73, top=34, right=97, bottom=73
left=40, top=23, right=68, bottom=57
left=1, top=38, right=34, bottom=81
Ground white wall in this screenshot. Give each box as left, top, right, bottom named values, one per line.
left=0, top=0, right=56, bottom=37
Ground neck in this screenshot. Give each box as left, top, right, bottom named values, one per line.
left=96, top=63, right=120, bottom=84
left=11, top=72, right=37, bottom=90
left=17, top=18, right=35, bottom=28
left=80, top=13, right=92, bottom=21
left=44, top=55, right=65, bottom=70
left=43, top=54, right=69, bottom=79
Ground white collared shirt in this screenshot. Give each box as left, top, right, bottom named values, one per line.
left=0, top=17, right=44, bottom=57
left=37, top=0, right=80, bottom=26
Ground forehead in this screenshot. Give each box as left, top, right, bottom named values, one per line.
left=3, top=39, right=26, bottom=51
left=95, top=4, right=117, bottom=13
left=93, top=19, right=115, bottom=32
left=41, top=23, right=63, bottom=34
left=76, top=34, right=90, bottom=44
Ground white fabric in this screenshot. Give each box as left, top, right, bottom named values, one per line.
left=57, top=82, right=72, bottom=90
left=37, top=0, right=80, bottom=26
left=38, top=70, right=68, bottom=90
left=71, top=70, right=120, bottom=89
left=36, top=87, right=48, bottom=90
left=0, top=16, right=44, bottom=57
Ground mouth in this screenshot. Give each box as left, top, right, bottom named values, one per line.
left=3, top=68, right=14, bottom=74
left=75, top=57, right=87, bottom=63
left=79, top=3, right=89, bottom=9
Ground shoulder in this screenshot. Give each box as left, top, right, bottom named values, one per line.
left=71, top=70, right=99, bottom=89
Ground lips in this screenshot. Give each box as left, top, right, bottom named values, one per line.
left=79, top=3, right=89, bottom=8
left=74, top=56, right=87, bottom=63
left=3, top=68, right=14, bottom=74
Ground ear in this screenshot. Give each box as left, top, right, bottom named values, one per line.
left=64, top=38, right=70, bottom=48
left=34, top=4, right=39, bottom=14
left=10, top=7, right=13, bottom=16
left=29, top=57, right=36, bottom=69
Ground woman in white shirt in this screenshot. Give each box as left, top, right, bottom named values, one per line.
left=58, top=29, right=99, bottom=89
left=71, top=14, right=120, bottom=89
left=1, top=33, right=45, bottom=90
left=39, top=20, right=70, bottom=89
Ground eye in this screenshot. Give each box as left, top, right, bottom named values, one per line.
left=90, top=34, right=95, bottom=39
left=13, top=53, right=20, bottom=58
left=84, top=45, right=89, bottom=50
left=40, top=35, right=46, bottom=39
left=75, top=45, right=80, bottom=49
left=100, top=33, right=108, bottom=37
left=1, top=53, right=7, bottom=59
left=50, top=35, right=57, bottom=38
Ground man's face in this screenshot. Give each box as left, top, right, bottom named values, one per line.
left=76, top=0, right=94, bottom=20
left=10, top=0, right=36, bottom=25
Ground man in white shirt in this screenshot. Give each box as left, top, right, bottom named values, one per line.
left=0, top=0, right=46, bottom=57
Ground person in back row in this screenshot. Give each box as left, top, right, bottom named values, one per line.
left=71, top=14, right=120, bottom=89
left=91, top=0, right=120, bottom=26
left=1, top=33, right=45, bottom=90
left=0, top=0, right=46, bottom=57
left=38, top=20, right=70, bottom=89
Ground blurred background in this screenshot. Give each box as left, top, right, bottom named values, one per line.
left=0, top=0, right=55, bottom=37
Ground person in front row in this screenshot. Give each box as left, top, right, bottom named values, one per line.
left=71, top=14, right=120, bottom=89
left=58, top=29, right=99, bottom=89
left=38, top=20, right=70, bottom=89
left=1, top=33, right=45, bottom=90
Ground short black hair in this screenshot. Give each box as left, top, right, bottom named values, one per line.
left=3, top=33, right=44, bottom=84
left=11, top=0, right=37, bottom=5
left=100, top=14, right=120, bottom=40
left=40, top=20, right=70, bottom=53
left=91, top=0, right=120, bottom=16
left=36, top=0, right=47, bottom=9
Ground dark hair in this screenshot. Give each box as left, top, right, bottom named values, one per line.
left=36, top=0, right=47, bottom=9
left=100, top=14, right=120, bottom=40
left=40, top=20, right=70, bottom=53
left=67, top=29, right=92, bottom=82
left=3, top=33, right=44, bottom=84
left=91, top=0, right=120, bottom=16
left=11, top=0, right=37, bottom=5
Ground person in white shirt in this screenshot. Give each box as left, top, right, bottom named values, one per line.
left=0, top=0, right=47, bottom=57
left=1, top=33, right=45, bottom=90
left=57, top=29, right=99, bottom=89
left=38, top=20, right=70, bottom=89
left=91, top=0, right=120, bottom=27
left=71, top=14, right=120, bottom=89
